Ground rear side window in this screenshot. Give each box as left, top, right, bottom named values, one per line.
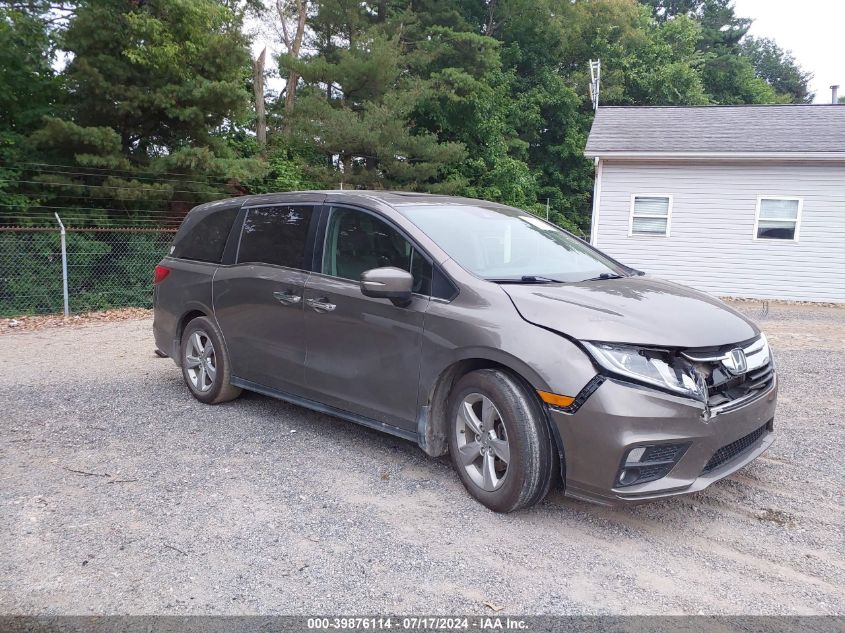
left=171, top=205, right=238, bottom=263
left=237, top=205, right=314, bottom=268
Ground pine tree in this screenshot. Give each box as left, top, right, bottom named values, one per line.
left=287, top=1, right=465, bottom=189
left=27, top=0, right=264, bottom=223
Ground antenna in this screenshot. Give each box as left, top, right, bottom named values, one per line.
left=589, top=59, right=601, bottom=110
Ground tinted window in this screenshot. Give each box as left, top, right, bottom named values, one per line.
left=171, top=205, right=238, bottom=263
left=322, top=207, right=431, bottom=295
left=237, top=205, right=314, bottom=268
left=432, top=266, right=458, bottom=301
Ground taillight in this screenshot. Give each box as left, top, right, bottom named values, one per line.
left=153, top=265, right=171, bottom=285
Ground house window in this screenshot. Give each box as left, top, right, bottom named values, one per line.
left=630, top=195, right=671, bottom=237
left=755, top=197, right=802, bottom=241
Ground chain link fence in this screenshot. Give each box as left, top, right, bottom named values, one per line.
left=0, top=226, right=176, bottom=317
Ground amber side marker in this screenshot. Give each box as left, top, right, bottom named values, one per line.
left=537, top=390, right=576, bottom=408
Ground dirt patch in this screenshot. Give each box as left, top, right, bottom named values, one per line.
left=723, top=299, right=845, bottom=351
left=756, top=508, right=795, bottom=527
left=1, top=308, right=152, bottom=335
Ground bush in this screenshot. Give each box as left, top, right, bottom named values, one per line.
left=0, top=230, right=174, bottom=316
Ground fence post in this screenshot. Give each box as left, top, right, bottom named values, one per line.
left=54, top=213, right=70, bottom=317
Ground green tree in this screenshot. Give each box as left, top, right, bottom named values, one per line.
left=287, top=2, right=466, bottom=190
left=1, top=0, right=269, bottom=316
left=0, top=4, right=64, bottom=216
left=640, top=0, right=780, bottom=104
left=23, top=0, right=265, bottom=222
left=740, top=36, right=814, bottom=103
left=488, top=0, right=710, bottom=230
left=0, top=5, right=62, bottom=136
left=59, top=0, right=252, bottom=164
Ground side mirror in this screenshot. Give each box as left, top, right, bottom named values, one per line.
left=360, top=267, right=414, bottom=307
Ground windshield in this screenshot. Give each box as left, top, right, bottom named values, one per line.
left=400, top=204, right=627, bottom=282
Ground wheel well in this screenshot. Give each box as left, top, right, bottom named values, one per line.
left=174, top=310, right=207, bottom=359
left=419, top=358, right=566, bottom=488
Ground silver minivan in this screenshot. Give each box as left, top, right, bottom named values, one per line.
left=153, top=192, right=777, bottom=512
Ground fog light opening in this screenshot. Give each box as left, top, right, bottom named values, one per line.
left=618, top=468, right=640, bottom=486
left=616, top=442, right=691, bottom=488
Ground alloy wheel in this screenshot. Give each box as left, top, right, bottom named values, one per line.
left=184, top=330, right=216, bottom=392
left=455, top=393, right=510, bottom=491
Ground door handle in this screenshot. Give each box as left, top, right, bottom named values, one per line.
left=273, top=290, right=302, bottom=306
left=306, top=297, right=336, bottom=313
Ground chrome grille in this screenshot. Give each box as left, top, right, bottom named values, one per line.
left=682, top=335, right=775, bottom=408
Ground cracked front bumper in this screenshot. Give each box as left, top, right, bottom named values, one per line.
left=551, top=375, right=778, bottom=505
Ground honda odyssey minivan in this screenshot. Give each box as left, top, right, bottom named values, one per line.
left=153, top=192, right=777, bottom=512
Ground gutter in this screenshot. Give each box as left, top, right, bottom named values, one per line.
left=590, top=157, right=602, bottom=247
left=584, top=151, right=845, bottom=161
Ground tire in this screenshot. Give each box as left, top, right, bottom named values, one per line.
left=447, top=369, right=555, bottom=513
left=180, top=316, right=242, bottom=405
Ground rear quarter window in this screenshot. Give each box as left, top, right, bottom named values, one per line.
left=171, top=205, right=239, bottom=263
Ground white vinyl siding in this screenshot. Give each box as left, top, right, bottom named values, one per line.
left=754, top=196, right=801, bottom=241
left=630, top=195, right=671, bottom=236
left=593, top=161, right=845, bottom=303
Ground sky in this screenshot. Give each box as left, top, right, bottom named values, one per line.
left=733, top=0, right=844, bottom=103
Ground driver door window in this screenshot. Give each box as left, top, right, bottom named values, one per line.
left=322, top=206, right=431, bottom=295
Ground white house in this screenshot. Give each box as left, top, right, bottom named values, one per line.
left=584, top=105, right=845, bottom=303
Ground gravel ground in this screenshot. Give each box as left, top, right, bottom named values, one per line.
left=1, top=301, right=844, bottom=615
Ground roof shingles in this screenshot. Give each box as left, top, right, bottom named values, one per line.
left=584, top=105, right=845, bottom=156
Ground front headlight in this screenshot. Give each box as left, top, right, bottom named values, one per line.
left=583, top=341, right=708, bottom=403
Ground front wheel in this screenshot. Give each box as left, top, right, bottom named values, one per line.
left=180, top=316, right=242, bottom=404
left=447, top=369, right=555, bottom=513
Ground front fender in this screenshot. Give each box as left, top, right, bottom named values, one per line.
left=415, top=290, right=597, bottom=457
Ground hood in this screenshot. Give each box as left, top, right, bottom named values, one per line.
left=502, top=276, right=758, bottom=348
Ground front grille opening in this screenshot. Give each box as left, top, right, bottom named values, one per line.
left=684, top=336, right=775, bottom=408
left=702, top=422, right=770, bottom=473
left=707, top=362, right=774, bottom=407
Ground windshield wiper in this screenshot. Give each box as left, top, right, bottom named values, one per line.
left=581, top=273, right=627, bottom=282
left=521, top=275, right=564, bottom=283
left=489, top=275, right=564, bottom=284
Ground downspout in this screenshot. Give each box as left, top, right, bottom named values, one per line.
left=590, top=157, right=603, bottom=247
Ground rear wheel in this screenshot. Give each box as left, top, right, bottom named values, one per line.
left=181, top=316, right=241, bottom=404
left=447, top=369, right=554, bottom=512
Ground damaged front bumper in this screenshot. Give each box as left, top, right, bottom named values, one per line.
left=550, top=375, right=778, bottom=505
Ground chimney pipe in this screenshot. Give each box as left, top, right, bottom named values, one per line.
left=832, top=85, right=840, bottom=104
